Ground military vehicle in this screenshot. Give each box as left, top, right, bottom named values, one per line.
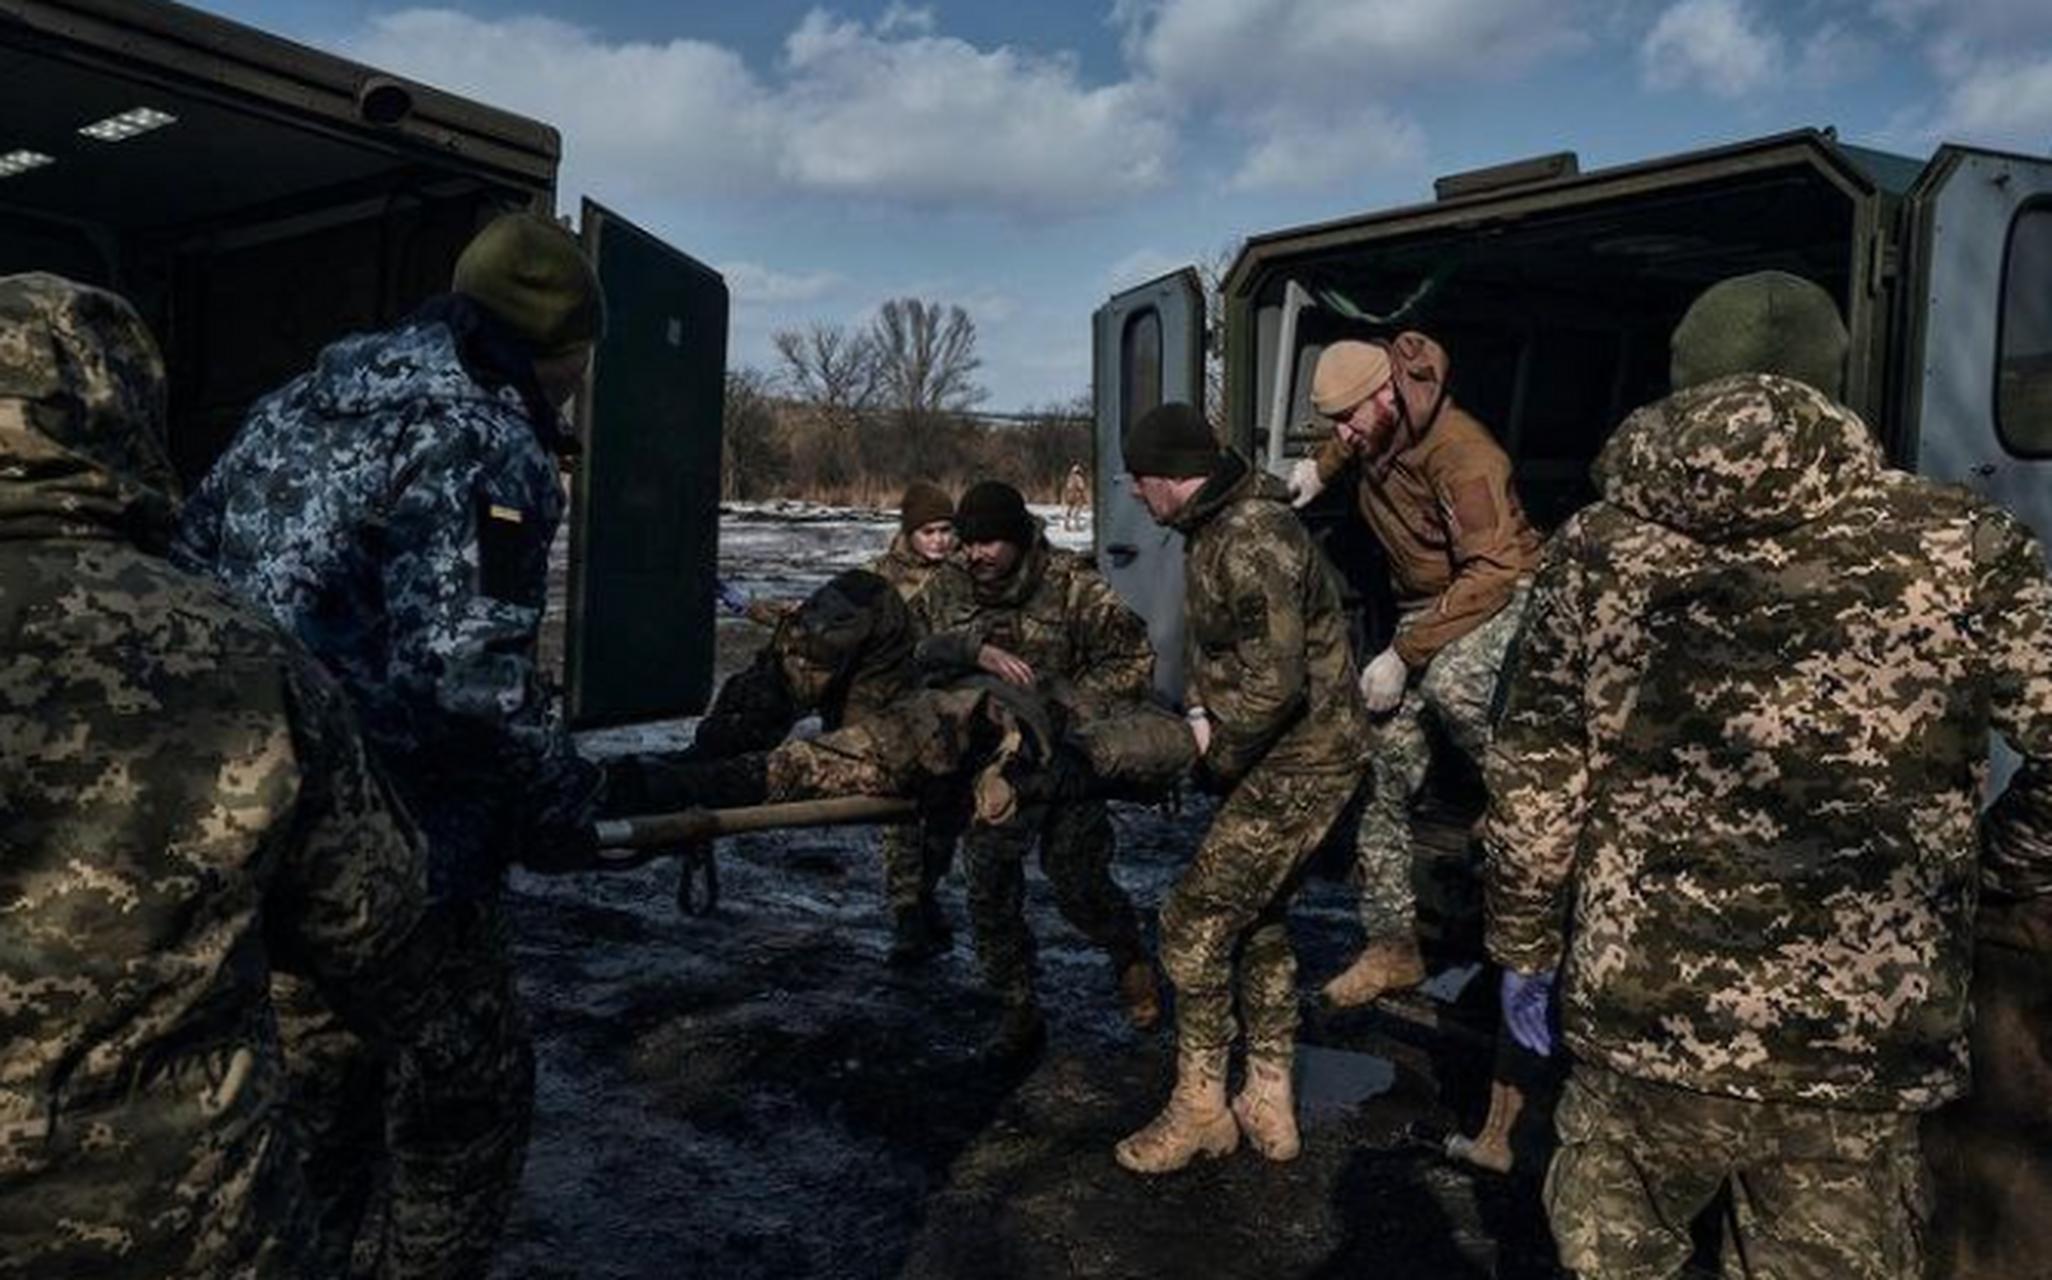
left=0, top=0, right=725, bottom=726
left=1094, top=128, right=2052, bottom=692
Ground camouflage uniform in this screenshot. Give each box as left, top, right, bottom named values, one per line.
left=1482, top=374, right=2052, bottom=1278
left=866, top=541, right=959, bottom=917
left=913, top=536, right=1153, bottom=1008
left=690, top=569, right=917, bottom=759
left=0, top=272, right=482, bottom=1278
left=1351, top=586, right=1528, bottom=935
left=175, top=298, right=591, bottom=1277
left=1167, top=454, right=1368, bottom=1062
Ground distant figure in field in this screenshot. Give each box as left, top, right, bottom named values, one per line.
left=1061, top=462, right=1089, bottom=531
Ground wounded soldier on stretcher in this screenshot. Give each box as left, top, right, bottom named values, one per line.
left=601, top=569, right=1196, bottom=832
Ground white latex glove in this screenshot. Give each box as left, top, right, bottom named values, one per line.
left=1288, top=457, right=1325, bottom=509
left=1359, top=648, right=1408, bottom=714
left=1187, top=708, right=1213, bottom=756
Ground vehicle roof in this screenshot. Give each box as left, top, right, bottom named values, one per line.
left=0, top=0, right=559, bottom=189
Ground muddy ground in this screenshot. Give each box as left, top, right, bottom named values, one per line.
left=495, top=504, right=1570, bottom=1279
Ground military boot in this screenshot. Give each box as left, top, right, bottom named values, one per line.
left=1320, top=936, right=1427, bottom=1008
left=978, top=1002, right=1048, bottom=1066
left=887, top=905, right=948, bottom=968
left=1115, top=1049, right=1239, bottom=1174
left=1231, top=1056, right=1301, bottom=1162
left=1444, top=1079, right=1523, bottom=1174
left=1116, top=958, right=1162, bottom=1032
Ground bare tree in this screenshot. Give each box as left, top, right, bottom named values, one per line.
left=1199, top=240, right=1240, bottom=433
left=721, top=366, right=786, bottom=500
left=869, top=298, right=987, bottom=418
left=772, top=322, right=877, bottom=431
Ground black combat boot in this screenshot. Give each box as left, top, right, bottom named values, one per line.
left=977, top=1002, right=1048, bottom=1066
left=887, top=903, right=949, bottom=967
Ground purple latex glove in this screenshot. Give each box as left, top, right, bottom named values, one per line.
left=1500, top=968, right=1557, bottom=1057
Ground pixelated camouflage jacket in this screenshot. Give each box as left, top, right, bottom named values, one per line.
left=1482, top=373, right=2052, bottom=1110
left=1171, top=451, right=1369, bottom=784
left=912, top=529, right=1154, bottom=710
left=174, top=307, right=601, bottom=900
left=867, top=533, right=951, bottom=601
left=0, top=273, right=459, bottom=1276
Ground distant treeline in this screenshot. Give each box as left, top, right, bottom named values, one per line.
left=721, top=378, right=1093, bottom=507
left=718, top=296, right=1094, bottom=507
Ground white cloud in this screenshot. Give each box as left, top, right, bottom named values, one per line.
left=346, top=8, right=1175, bottom=216
left=770, top=12, right=1173, bottom=209
left=1106, top=248, right=1188, bottom=290
left=719, top=262, right=846, bottom=307
left=1929, top=55, right=2052, bottom=150
left=877, top=3, right=936, bottom=36
left=1796, top=23, right=1879, bottom=88
left=1113, top=0, right=1586, bottom=192
left=1120, top=0, right=1582, bottom=101
left=1864, top=0, right=2052, bottom=150
left=1227, top=104, right=1425, bottom=191
left=1639, top=0, right=1783, bottom=98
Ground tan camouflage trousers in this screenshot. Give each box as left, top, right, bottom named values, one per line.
left=963, top=798, right=1143, bottom=1007
left=1162, top=767, right=1358, bottom=1060
left=1353, top=583, right=1529, bottom=939
left=881, top=819, right=956, bottom=912
left=1547, top=1064, right=1928, bottom=1280
left=278, top=904, right=533, bottom=1280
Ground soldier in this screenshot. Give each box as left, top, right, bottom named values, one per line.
left=174, top=211, right=611, bottom=1277
left=0, top=272, right=495, bottom=1277
left=1061, top=461, right=1089, bottom=531
left=913, top=479, right=1158, bottom=1060
left=1114, top=402, right=1369, bottom=1173
left=1483, top=271, right=2052, bottom=1277
left=867, top=481, right=962, bottom=963
left=1289, top=333, right=1542, bottom=1008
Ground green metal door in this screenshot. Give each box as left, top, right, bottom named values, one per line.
left=565, top=199, right=727, bottom=727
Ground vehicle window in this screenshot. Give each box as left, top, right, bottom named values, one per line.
left=1122, top=308, right=1163, bottom=429
left=1998, top=201, right=2052, bottom=457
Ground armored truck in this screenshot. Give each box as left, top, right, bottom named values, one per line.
left=1094, top=128, right=2052, bottom=693
left=0, top=0, right=725, bottom=726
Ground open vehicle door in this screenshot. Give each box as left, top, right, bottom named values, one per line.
left=566, top=199, right=727, bottom=727
left=1900, top=145, right=2052, bottom=552
left=1093, top=268, right=1205, bottom=702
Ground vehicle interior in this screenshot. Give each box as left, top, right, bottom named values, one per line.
left=0, top=37, right=542, bottom=482
left=1239, top=157, right=1882, bottom=662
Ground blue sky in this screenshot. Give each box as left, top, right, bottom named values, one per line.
left=187, top=0, right=2052, bottom=410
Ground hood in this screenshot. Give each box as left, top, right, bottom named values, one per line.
left=1170, top=448, right=1291, bottom=534
left=779, top=569, right=915, bottom=711
left=1385, top=330, right=1453, bottom=452
left=0, top=272, right=179, bottom=548
left=1594, top=373, right=1881, bottom=543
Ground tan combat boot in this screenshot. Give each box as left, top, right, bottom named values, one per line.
left=1116, top=958, right=1162, bottom=1032
left=1231, top=1056, right=1301, bottom=1162
left=1115, top=1050, right=1239, bottom=1174
left=1444, top=1079, right=1524, bottom=1174
left=1320, top=936, right=1427, bottom=1009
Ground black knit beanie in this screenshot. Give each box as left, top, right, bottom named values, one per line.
left=1122, top=401, right=1219, bottom=478
left=954, top=480, right=1034, bottom=545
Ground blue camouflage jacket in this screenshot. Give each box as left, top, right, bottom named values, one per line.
left=175, top=312, right=601, bottom=899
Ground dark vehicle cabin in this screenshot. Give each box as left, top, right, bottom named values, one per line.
left=0, top=0, right=728, bottom=726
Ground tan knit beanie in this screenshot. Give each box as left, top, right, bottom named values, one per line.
left=1310, top=340, right=1393, bottom=415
